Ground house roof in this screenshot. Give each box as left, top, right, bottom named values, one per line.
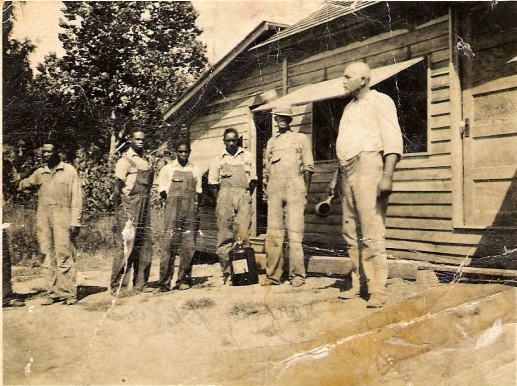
left=163, top=21, right=288, bottom=122
left=250, top=1, right=379, bottom=50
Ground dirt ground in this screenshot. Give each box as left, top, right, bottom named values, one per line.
left=2, top=260, right=516, bottom=386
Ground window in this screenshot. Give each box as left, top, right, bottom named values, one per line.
left=312, top=60, right=428, bottom=160
left=312, top=97, right=349, bottom=161
left=374, top=60, right=428, bottom=154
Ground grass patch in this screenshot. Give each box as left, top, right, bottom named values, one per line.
left=182, top=297, right=215, bottom=310
left=229, top=301, right=268, bottom=318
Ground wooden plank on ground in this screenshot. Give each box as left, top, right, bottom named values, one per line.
left=307, top=256, right=354, bottom=276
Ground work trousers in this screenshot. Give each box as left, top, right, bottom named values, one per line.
left=158, top=194, right=197, bottom=289
left=36, top=206, right=77, bottom=299
left=265, top=176, right=306, bottom=283
left=216, top=188, right=252, bottom=275
left=341, top=152, right=389, bottom=296
left=110, top=194, right=152, bottom=292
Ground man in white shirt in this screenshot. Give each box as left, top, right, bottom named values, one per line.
left=329, top=62, right=403, bottom=308
left=209, top=128, right=257, bottom=285
left=155, top=139, right=202, bottom=292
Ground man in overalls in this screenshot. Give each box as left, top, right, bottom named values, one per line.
left=18, top=140, right=83, bottom=305
left=155, top=140, right=202, bottom=292
left=209, top=128, right=256, bottom=285
left=111, top=129, right=154, bottom=295
left=263, top=106, right=314, bottom=287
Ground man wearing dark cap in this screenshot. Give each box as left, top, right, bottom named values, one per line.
left=263, top=105, right=314, bottom=287
left=18, top=140, right=83, bottom=305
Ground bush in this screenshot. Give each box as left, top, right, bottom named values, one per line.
left=3, top=204, right=40, bottom=266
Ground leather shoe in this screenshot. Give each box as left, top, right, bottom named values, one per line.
left=367, top=293, right=387, bottom=308
left=338, top=289, right=360, bottom=300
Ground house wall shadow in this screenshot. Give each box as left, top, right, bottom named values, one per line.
left=471, top=168, right=517, bottom=270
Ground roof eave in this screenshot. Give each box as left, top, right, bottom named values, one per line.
left=163, top=21, right=289, bottom=122
left=249, top=1, right=380, bottom=51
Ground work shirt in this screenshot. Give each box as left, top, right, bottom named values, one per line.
left=157, top=159, right=203, bottom=194
left=265, top=130, right=314, bottom=180
left=18, top=162, right=83, bottom=227
left=208, top=147, right=257, bottom=186
left=115, top=148, right=153, bottom=196
left=336, top=90, right=403, bottom=163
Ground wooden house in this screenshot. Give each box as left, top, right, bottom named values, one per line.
left=164, top=1, right=517, bottom=268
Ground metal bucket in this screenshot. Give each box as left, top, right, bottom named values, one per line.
left=314, top=195, right=334, bottom=217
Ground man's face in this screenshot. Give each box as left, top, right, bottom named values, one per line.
left=176, top=144, right=190, bottom=164
left=224, top=132, right=239, bottom=153
left=41, top=144, right=57, bottom=163
left=342, top=66, right=364, bottom=95
left=274, top=115, right=291, bottom=131
left=131, top=131, right=145, bottom=152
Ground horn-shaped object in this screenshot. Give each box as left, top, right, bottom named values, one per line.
left=315, top=195, right=334, bottom=217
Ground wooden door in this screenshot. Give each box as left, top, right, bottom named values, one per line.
left=460, top=3, right=517, bottom=228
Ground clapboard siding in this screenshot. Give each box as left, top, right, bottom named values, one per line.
left=385, top=217, right=452, bottom=231
left=183, top=7, right=516, bottom=263
left=289, top=19, right=448, bottom=77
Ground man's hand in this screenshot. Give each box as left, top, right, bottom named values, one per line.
left=159, top=191, right=167, bottom=208
left=69, top=226, right=81, bottom=241
left=326, top=183, right=335, bottom=198
left=327, top=169, right=339, bottom=198
left=377, top=175, right=393, bottom=199
left=19, top=163, right=45, bottom=180
left=378, top=153, right=398, bottom=199
left=111, top=220, right=119, bottom=234
left=210, top=185, right=219, bottom=203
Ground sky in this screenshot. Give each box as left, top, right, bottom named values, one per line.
left=10, top=0, right=324, bottom=69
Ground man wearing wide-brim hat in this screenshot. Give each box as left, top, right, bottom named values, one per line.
left=263, top=105, right=314, bottom=287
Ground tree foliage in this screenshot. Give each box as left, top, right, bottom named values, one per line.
left=2, top=1, right=36, bottom=149
left=35, top=1, right=208, bottom=158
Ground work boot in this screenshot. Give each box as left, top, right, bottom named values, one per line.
left=223, top=273, right=232, bottom=286
left=261, top=279, right=280, bottom=286
left=41, top=296, right=64, bottom=306
left=2, top=298, right=25, bottom=307
left=290, top=278, right=305, bottom=288
left=175, top=282, right=191, bottom=291
left=64, top=297, right=77, bottom=305
left=338, top=288, right=360, bottom=300
left=367, top=293, right=387, bottom=308
left=153, top=286, right=170, bottom=294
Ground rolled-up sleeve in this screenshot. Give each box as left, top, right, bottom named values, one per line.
left=194, top=167, right=203, bottom=194
left=247, top=152, right=257, bottom=181
left=377, top=94, right=403, bottom=159
left=18, top=170, right=40, bottom=192
left=208, top=157, right=220, bottom=185
left=157, top=164, right=172, bottom=193
left=263, top=139, right=273, bottom=184
left=301, top=135, right=314, bottom=173
left=114, top=158, right=129, bottom=182
left=70, top=169, right=83, bottom=227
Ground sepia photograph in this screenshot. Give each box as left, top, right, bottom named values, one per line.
left=2, top=1, right=516, bottom=384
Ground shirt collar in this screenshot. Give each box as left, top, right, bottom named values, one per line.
left=275, top=129, right=292, bottom=137
left=171, top=159, right=193, bottom=169
left=353, top=89, right=374, bottom=103
left=41, top=161, right=65, bottom=174
left=126, top=147, right=150, bottom=160
left=222, top=147, right=244, bottom=158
